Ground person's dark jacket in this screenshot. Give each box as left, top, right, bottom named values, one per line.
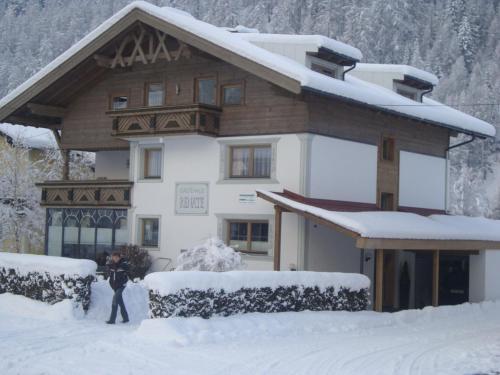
left=107, top=257, right=129, bottom=290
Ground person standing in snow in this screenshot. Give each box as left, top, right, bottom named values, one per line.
left=106, top=251, right=129, bottom=324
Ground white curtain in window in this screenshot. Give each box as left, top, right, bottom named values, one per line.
left=148, top=84, right=164, bottom=106
left=146, top=149, right=162, bottom=177
left=253, top=147, right=271, bottom=177
left=231, top=148, right=250, bottom=177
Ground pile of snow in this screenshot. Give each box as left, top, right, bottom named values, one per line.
left=136, top=300, right=500, bottom=347
left=86, top=278, right=149, bottom=323
left=0, top=123, right=56, bottom=149
left=257, top=190, right=500, bottom=241
left=144, top=270, right=369, bottom=296
left=174, top=238, right=244, bottom=272
left=0, top=252, right=97, bottom=277
left=0, top=293, right=82, bottom=321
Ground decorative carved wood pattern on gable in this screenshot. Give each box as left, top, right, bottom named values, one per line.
left=94, top=24, right=192, bottom=69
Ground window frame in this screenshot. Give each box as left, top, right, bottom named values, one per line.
left=139, top=146, right=163, bottom=181
left=229, top=144, right=272, bottom=179
left=380, top=136, right=395, bottom=162
left=194, top=76, right=218, bottom=106
left=221, top=81, right=245, bottom=106
left=144, top=81, right=166, bottom=107
left=226, top=219, right=269, bottom=255
left=109, top=91, right=130, bottom=110
left=137, top=216, right=160, bottom=249
left=380, top=192, right=395, bottom=211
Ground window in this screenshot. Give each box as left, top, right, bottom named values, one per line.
left=111, top=96, right=128, bottom=110
left=311, top=63, right=339, bottom=78
left=222, top=83, right=243, bottom=105
left=228, top=220, right=269, bottom=254
left=230, top=145, right=271, bottom=178
left=141, top=148, right=162, bottom=179
left=146, top=83, right=165, bottom=107
left=196, top=77, right=216, bottom=105
left=380, top=192, right=395, bottom=211
left=381, top=137, right=395, bottom=162
left=139, top=218, right=159, bottom=248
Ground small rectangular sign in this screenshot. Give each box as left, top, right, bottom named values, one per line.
left=239, top=193, right=257, bottom=204
left=175, top=183, right=209, bottom=215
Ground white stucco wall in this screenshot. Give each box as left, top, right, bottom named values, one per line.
left=469, top=250, right=500, bottom=302
left=95, top=150, right=129, bottom=179
left=399, top=151, right=446, bottom=210
left=349, top=70, right=403, bottom=90
left=309, top=135, right=378, bottom=203
left=128, top=134, right=303, bottom=271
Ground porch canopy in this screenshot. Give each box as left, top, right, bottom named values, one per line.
left=257, top=189, right=500, bottom=311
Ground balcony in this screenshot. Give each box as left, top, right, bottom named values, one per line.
left=37, top=180, right=133, bottom=208
left=107, top=104, right=221, bottom=137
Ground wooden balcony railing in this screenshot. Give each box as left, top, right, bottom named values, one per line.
left=37, top=180, right=133, bottom=208
left=107, top=104, right=221, bottom=137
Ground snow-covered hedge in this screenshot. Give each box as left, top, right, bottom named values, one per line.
left=144, top=271, right=370, bottom=318
left=0, top=253, right=96, bottom=310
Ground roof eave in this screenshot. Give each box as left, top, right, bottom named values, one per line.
left=302, top=86, right=493, bottom=139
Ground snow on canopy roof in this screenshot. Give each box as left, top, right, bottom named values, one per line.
left=0, top=123, right=56, bottom=149
left=237, top=33, right=363, bottom=61
left=354, top=63, right=439, bottom=86
left=257, top=190, right=500, bottom=242
left=0, top=1, right=495, bottom=138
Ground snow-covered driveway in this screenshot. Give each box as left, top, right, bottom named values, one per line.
left=1, top=288, right=500, bottom=375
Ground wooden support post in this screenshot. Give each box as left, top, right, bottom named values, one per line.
left=62, top=149, right=70, bottom=180
left=375, top=249, right=384, bottom=312
left=432, top=250, right=440, bottom=307
left=274, top=205, right=282, bottom=271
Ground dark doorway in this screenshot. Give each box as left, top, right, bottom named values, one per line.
left=414, top=252, right=469, bottom=309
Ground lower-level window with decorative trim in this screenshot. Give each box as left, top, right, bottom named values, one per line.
left=227, top=220, right=269, bottom=255
left=138, top=217, right=159, bottom=248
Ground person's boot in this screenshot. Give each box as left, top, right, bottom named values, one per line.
left=106, top=320, right=115, bottom=324
left=122, top=319, right=129, bottom=323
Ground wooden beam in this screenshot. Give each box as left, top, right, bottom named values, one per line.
left=375, top=249, right=384, bottom=312
left=5, top=115, right=61, bottom=129
left=274, top=205, right=282, bottom=271
left=357, top=237, right=500, bottom=251
left=27, top=103, right=66, bottom=118
left=93, top=54, right=113, bottom=68
left=432, top=250, right=440, bottom=307
left=62, top=149, right=70, bottom=180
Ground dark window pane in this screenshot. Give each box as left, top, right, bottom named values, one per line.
left=144, top=148, right=162, bottom=178
left=197, top=78, right=216, bottom=105
left=112, top=96, right=128, bottom=110
left=251, top=223, right=268, bottom=242
left=223, top=85, right=242, bottom=105
left=380, top=192, right=394, bottom=211
left=229, top=222, right=248, bottom=251
left=382, top=137, right=395, bottom=161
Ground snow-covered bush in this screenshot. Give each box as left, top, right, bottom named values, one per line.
left=0, top=253, right=96, bottom=310
left=118, top=244, right=152, bottom=279
left=145, top=271, right=369, bottom=318
left=174, top=238, right=244, bottom=272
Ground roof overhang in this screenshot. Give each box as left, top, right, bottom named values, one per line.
left=0, top=5, right=301, bottom=128
left=257, top=190, right=500, bottom=251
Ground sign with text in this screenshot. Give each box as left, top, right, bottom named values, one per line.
left=239, top=193, right=257, bottom=204
left=175, top=183, right=209, bottom=215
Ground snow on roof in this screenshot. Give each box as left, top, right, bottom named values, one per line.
left=237, top=33, right=363, bottom=61
left=0, top=1, right=495, bottom=138
left=0, top=252, right=97, bottom=277
left=223, top=25, right=260, bottom=34
left=258, top=190, right=500, bottom=242
left=0, top=123, right=56, bottom=149
left=354, top=63, right=439, bottom=86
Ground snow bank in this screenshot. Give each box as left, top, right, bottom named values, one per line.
left=0, top=123, right=56, bottom=149
left=86, top=278, right=149, bottom=323
left=0, top=293, right=82, bottom=321
left=0, top=252, right=97, bottom=277
left=257, top=190, right=500, bottom=241
left=174, top=238, right=244, bottom=272
left=145, top=270, right=369, bottom=295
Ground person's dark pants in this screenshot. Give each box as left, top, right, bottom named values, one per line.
left=109, top=286, right=129, bottom=323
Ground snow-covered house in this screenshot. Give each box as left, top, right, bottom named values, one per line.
left=0, top=1, right=499, bottom=311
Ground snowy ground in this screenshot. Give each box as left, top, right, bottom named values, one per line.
left=1, top=282, right=500, bottom=375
